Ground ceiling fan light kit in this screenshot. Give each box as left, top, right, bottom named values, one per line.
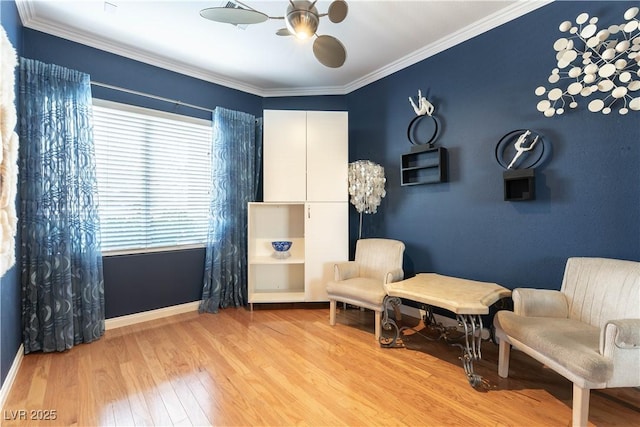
left=200, top=0, right=348, bottom=68
left=199, top=6, right=268, bottom=25
left=286, top=1, right=319, bottom=40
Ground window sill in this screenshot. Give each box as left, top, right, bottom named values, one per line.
left=101, top=244, right=206, bottom=257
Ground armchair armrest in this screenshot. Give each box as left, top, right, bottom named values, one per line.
left=384, top=268, right=404, bottom=285
left=601, top=319, right=640, bottom=353
left=334, top=261, right=359, bottom=281
left=512, top=288, right=568, bottom=318
left=600, top=318, right=640, bottom=387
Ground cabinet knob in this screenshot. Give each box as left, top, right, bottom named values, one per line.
left=308, top=206, right=311, bottom=219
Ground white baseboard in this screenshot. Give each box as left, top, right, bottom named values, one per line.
left=105, top=301, right=200, bottom=330
left=0, top=302, right=199, bottom=410
left=0, top=344, right=24, bottom=412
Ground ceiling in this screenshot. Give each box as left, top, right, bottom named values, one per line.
left=16, top=0, right=550, bottom=97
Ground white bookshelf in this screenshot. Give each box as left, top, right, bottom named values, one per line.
left=248, top=203, right=306, bottom=306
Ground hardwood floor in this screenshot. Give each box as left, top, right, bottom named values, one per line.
left=3, top=307, right=639, bottom=426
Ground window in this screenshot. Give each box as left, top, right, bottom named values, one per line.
left=92, top=99, right=212, bottom=253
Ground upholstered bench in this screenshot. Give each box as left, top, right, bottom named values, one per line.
left=381, top=273, right=511, bottom=386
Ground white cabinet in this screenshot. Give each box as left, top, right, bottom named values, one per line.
left=263, top=110, right=307, bottom=202
left=248, top=110, right=348, bottom=306
left=263, top=110, right=348, bottom=203
left=304, top=202, right=348, bottom=301
left=247, top=202, right=348, bottom=305
left=306, top=111, right=348, bottom=202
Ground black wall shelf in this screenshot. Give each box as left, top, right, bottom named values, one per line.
left=401, top=146, right=447, bottom=186
left=503, top=169, right=535, bottom=201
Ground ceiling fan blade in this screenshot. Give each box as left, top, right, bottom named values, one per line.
left=200, top=7, right=269, bottom=25
left=276, top=28, right=293, bottom=36
left=313, top=35, right=346, bottom=68
left=327, top=0, right=348, bottom=23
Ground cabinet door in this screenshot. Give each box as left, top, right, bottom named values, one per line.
left=306, top=111, right=348, bottom=202
left=263, top=110, right=307, bottom=202
left=304, top=202, right=348, bottom=301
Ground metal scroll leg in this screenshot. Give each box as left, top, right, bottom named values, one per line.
left=456, top=314, right=484, bottom=388
left=379, top=296, right=403, bottom=348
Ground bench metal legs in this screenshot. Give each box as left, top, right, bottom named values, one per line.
left=455, top=314, right=484, bottom=387
left=379, top=296, right=486, bottom=388
left=379, top=296, right=403, bottom=347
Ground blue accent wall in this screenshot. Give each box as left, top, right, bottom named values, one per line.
left=0, top=0, right=23, bottom=390
left=23, top=29, right=263, bottom=120
left=346, top=1, right=640, bottom=290
left=103, top=249, right=205, bottom=318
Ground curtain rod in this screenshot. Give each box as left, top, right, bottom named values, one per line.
left=90, top=81, right=214, bottom=114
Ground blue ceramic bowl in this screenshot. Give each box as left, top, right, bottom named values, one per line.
left=271, top=241, right=292, bottom=252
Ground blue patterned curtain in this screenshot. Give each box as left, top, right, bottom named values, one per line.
left=200, top=107, right=262, bottom=313
left=19, top=58, right=105, bottom=353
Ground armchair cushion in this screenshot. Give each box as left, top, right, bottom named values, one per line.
left=326, top=277, right=387, bottom=306
left=494, top=311, right=612, bottom=384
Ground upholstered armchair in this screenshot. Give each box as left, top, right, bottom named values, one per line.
left=326, top=238, right=405, bottom=340
left=494, top=257, right=640, bottom=427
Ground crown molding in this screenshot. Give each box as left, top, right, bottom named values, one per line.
left=16, top=0, right=553, bottom=98
left=15, top=0, right=35, bottom=23
left=266, top=0, right=553, bottom=96
left=342, top=0, right=553, bottom=94
left=16, top=0, right=267, bottom=96
left=260, top=84, right=349, bottom=97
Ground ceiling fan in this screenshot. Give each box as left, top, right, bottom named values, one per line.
left=200, top=0, right=349, bottom=68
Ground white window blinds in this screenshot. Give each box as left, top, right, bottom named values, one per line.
left=92, top=99, right=212, bottom=253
